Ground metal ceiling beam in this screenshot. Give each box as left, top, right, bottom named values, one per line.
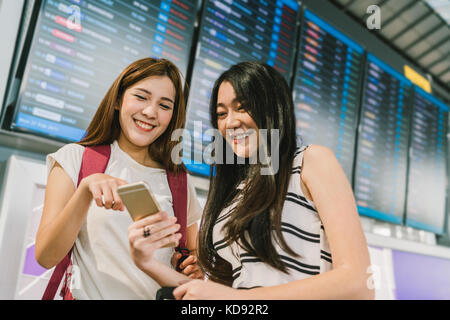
left=390, top=9, right=435, bottom=43
left=427, top=53, right=450, bottom=70
left=422, top=0, right=450, bottom=31
left=381, top=0, right=420, bottom=29
left=436, top=65, right=450, bottom=78
left=343, top=0, right=358, bottom=13
left=377, top=0, right=390, bottom=8
left=402, top=21, right=446, bottom=52
left=330, top=0, right=450, bottom=92
left=414, top=35, right=450, bottom=61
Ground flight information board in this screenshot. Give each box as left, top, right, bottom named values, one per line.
left=405, top=87, right=449, bottom=234
left=183, top=0, right=300, bottom=176
left=11, top=0, right=197, bottom=142
left=354, top=53, right=413, bottom=224
left=292, top=9, right=364, bottom=180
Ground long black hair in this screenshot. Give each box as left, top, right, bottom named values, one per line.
left=198, top=62, right=299, bottom=285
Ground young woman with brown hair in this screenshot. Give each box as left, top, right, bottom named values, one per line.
left=36, top=58, right=203, bottom=299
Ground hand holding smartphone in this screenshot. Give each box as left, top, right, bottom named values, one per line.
left=118, top=181, right=176, bottom=247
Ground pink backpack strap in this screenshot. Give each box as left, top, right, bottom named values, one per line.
left=166, top=170, right=188, bottom=271
left=76, top=145, right=111, bottom=186
left=42, top=145, right=111, bottom=300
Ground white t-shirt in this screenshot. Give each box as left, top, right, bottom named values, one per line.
left=46, top=140, right=203, bottom=299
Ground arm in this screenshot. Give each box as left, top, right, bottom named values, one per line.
left=36, top=162, right=91, bottom=269
left=36, top=162, right=127, bottom=269
left=174, top=145, right=374, bottom=300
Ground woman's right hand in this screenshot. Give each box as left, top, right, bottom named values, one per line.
left=79, top=173, right=128, bottom=211
left=128, top=211, right=182, bottom=272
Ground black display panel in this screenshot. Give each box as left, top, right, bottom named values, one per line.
left=292, top=9, right=364, bottom=180
left=406, top=87, right=449, bottom=234
left=354, top=53, right=413, bottom=224
left=182, top=0, right=300, bottom=176
left=11, top=0, right=197, bottom=142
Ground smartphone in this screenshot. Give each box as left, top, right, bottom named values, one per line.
left=118, top=181, right=176, bottom=248
left=117, top=181, right=161, bottom=221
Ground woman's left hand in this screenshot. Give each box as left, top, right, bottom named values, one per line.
left=128, top=212, right=181, bottom=272
left=171, top=252, right=204, bottom=279
left=173, top=279, right=245, bottom=300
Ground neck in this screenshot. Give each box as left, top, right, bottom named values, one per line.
left=117, top=135, right=163, bottom=168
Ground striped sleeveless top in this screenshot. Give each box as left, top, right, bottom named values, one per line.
left=212, top=146, right=333, bottom=289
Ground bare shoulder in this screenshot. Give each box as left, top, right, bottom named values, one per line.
left=302, top=144, right=342, bottom=181
left=303, top=144, right=335, bottom=160
left=303, top=144, right=339, bottom=169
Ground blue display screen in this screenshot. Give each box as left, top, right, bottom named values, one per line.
left=292, top=9, right=364, bottom=180
left=405, top=86, right=449, bottom=234
left=11, top=0, right=198, bottom=142
left=354, top=53, right=413, bottom=224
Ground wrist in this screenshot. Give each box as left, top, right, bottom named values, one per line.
left=239, top=286, right=265, bottom=300
left=78, top=178, right=93, bottom=199
left=139, top=258, right=161, bottom=276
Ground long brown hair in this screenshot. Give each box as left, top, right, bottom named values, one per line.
left=198, top=62, right=299, bottom=285
left=78, top=58, right=186, bottom=173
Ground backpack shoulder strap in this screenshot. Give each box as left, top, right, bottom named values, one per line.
left=166, top=170, right=188, bottom=248
left=42, top=145, right=111, bottom=300
left=76, top=145, right=112, bottom=185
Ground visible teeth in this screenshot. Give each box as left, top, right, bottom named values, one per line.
left=136, top=120, right=154, bottom=130
left=232, top=133, right=249, bottom=139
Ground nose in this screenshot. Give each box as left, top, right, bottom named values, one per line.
left=225, top=110, right=240, bottom=129
left=141, top=102, right=157, bottom=119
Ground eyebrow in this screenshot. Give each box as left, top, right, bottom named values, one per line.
left=135, top=87, right=174, bottom=104
left=217, top=98, right=240, bottom=108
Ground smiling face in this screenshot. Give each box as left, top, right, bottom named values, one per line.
left=216, top=81, right=259, bottom=158
left=117, top=75, right=175, bottom=150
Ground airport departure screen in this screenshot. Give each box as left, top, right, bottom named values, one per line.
left=406, top=87, right=449, bottom=234
left=11, top=0, right=197, bottom=142
left=292, top=9, right=364, bottom=180
left=183, top=0, right=300, bottom=176
left=354, top=54, right=413, bottom=224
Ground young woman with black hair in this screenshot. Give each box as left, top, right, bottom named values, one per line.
left=128, top=61, right=374, bottom=299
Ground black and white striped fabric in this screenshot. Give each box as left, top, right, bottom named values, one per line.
left=212, top=145, right=333, bottom=289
